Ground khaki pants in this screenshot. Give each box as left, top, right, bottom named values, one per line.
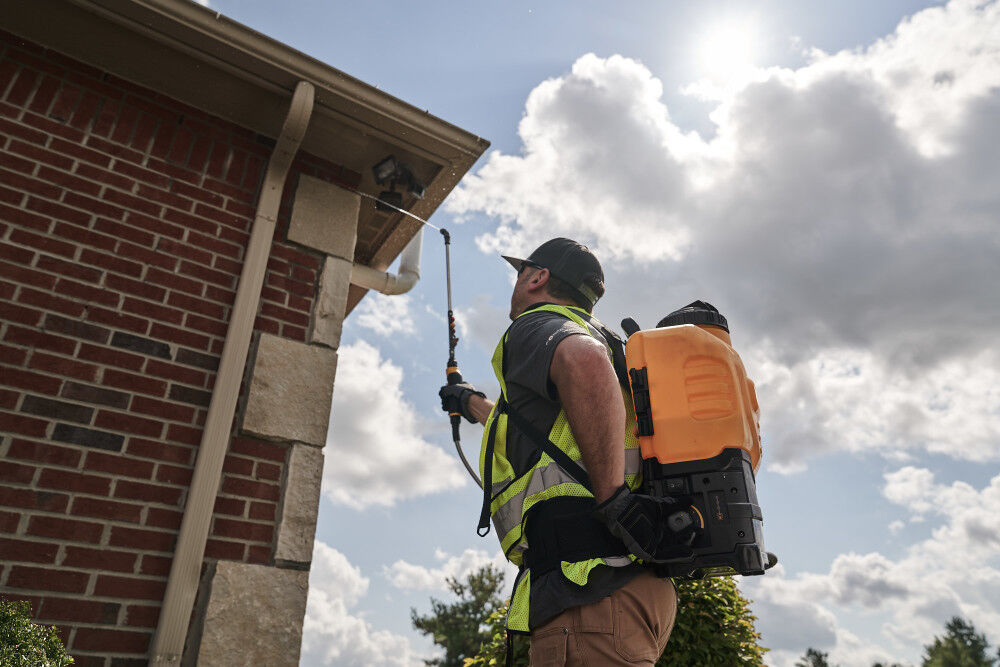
left=529, top=571, right=677, bottom=666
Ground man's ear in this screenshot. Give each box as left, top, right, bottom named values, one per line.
left=531, top=268, right=550, bottom=289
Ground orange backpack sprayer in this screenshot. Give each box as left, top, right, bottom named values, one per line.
left=622, top=301, right=773, bottom=578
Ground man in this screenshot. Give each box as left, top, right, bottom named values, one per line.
left=440, top=238, right=700, bottom=666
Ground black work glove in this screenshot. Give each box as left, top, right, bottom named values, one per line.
left=438, top=382, right=486, bottom=423
left=593, top=485, right=703, bottom=563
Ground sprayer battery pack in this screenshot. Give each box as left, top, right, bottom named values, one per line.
left=643, top=448, right=766, bottom=579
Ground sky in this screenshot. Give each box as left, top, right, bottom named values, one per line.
left=200, top=1, right=999, bottom=665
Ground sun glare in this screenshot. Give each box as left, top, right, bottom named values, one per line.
left=697, top=19, right=759, bottom=84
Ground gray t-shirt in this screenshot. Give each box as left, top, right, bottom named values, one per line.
left=500, top=305, right=643, bottom=628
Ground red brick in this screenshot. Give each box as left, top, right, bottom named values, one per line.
left=8, top=228, right=76, bottom=259
left=204, top=177, right=250, bottom=204
left=147, top=157, right=200, bottom=185
left=85, top=305, right=149, bottom=334
left=80, top=248, right=142, bottom=278
left=266, top=257, right=290, bottom=276
left=18, top=286, right=87, bottom=317
left=105, top=274, right=168, bottom=303
left=261, top=302, right=310, bottom=327
left=0, top=486, right=69, bottom=513
left=0, top=166, right=62, bottom=199
left=93, top=574, right=166, bottom=601
left=213, top=497, right=245, bottom=517
left=126, top=437, right=193, bottom=465
left=57, top=223, right=118, bottom=253
left=0, top=460, right=35, bottom=484
left=38, top=469, right=112, bottom=496
left=144, top=359, right=206, bottom=387
left=0, top=301, right=43, bottom=326
left=73, top=627, right=150, bottom=653
left=116, top=241, right=178, bottom=271
left=0, top=262, right=56, bottom=289
left=109, top=525, right=175, bottom=552
left=130, top=395, right=195, bottom=423
left=39, top=597, right=119, bottom=624
left=36, top=253, right=102, bottom=282
left=221, top=476, right=280, bottom=502
left=75, top=161, right=133, bottom=190
left=85, top=451, right=154, bottom=479
left=144, top=507, right=183, bottom=530
left=35, top=166, right=99, bottom=198
left=27, top=75, right=60, bottom=114
left=149, top=322, right=210, bottom=350
left=101, top=187, right=162, bottom=218
left=94, top=410, right=164, bottom=438
left=0, top=117, right=45, bottom=146
left=101, top=369, right=166, bottom=397
left=165, top=423, right=201, bottom=446
left=155, top=238, right=211, bottom=266
left=70, top=496, right=142, bottom=523
left=26, top=195, right=92, bottom=227
left=112, top=160, right=170, bottom=189
left=77, top=343, right=144, bottom=371
left=69, top=91, right=101, bottom=131
left=114, top=480, right=181, bottom=505
left=281, top=324, right=306, bottom=341
left=287, top=294, right=311, bottom=313
left=272, top=244, right=320, bottom=271
left=0, top=409, right=50, bottom=437
left=248, top=502, right=275, bottom=522
left=123, top=210, right=185, bottom=240
left=247, top=545, right=270, bottom=564
left=171, top=178, right=221, bottom=206
left=63, top=546, right=137, bottom=572
left=49, top=137, right=111, bottom=168
left=0, top=366, right=62, bottom=395
left=27, top=515, right=103, bottom=544
left=145, top=267, right=203, bottom=298
left=54, top=277, right=120, bottom=307
left=27, top=351, right=97, bottom=382
left=230, top=437, right=287, bottom=462
left=162, top=207, right=217, bottom=236
left=86, top=135, right=143, bottom=164
left=182, top=312, right=227, bottom=338
left=154, top=464, right=192, bottom=487
left=212, top=517, right=272, bottom=542
left=131, top=112, right=159, bottom=153
left=8, top=138, right=73, bottom=171
left=226, top=199, right=256, bottom=220
left=222, top=455, right=253, bottom=476
left=0, top=240, right=36, bottom=265
left=5, top=66, right=39, bottom=107
left=0, top=387, right=19, bottom=409
left=205, top=284, right=236, bottom=307
left=125, top=604, right=160, bottom=627
left=204, top=538, right=244, bottom=560
left=185, top=230, right=241, bottom=259
left=6, top=566, right=89, bottom=593
left=8, top=439, right=81, bottom=467
left=0, top=538, right=59, bottom=563
left=253, top=315, right=280, bottom=336
left=138, top=555, right=172, bottom=577
left=0, top=201, right=51, bottom=232
left=5, top=325, right=76, bottom=356
left=0, top=509, right=22, bottom=533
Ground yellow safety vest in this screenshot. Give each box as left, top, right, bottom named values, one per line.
left=479, top=304, right=642, bottom=633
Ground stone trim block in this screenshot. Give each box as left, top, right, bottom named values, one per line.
left=310, top=256, right=352, bottom=349
left=196, top=561, right=309, bottom=667
left=243, top=333, right=338, bottom=447
left=288, top=174, right=359, bottom=260
left=275, top=443, right=324, bottom=563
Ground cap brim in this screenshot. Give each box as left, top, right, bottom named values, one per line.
left=501, top=255, right=525, bottom=271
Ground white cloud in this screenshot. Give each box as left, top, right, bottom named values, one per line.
left=740, top=471, right=1000, bottom=666
left=385, top=547, right=515, bottom=592
left=354, top=293, right=417, bottom=337
left=448, top=0, right=1000, bottom=469
left=454, top=293, right=510, bottom=354
left=301, top=541, right=421, bottom=667
left=325, top=342, right=467, bottom=508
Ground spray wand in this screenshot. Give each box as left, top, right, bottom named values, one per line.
left=440, top=229, right=483, bottom=488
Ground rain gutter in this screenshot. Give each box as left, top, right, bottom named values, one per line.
left=149, top=80, right=315, bottom=666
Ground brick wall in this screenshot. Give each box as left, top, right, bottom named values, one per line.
left=0, top=30, right=360, bottom=665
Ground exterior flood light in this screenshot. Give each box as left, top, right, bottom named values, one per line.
left=372, top=154, right=425, bottom=211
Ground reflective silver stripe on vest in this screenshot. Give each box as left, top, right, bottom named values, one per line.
left=492, top=460, right=582, bottom=541
left=492, top=448, right=643, bottom=542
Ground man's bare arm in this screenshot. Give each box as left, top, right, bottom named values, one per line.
left=467, top=394, right=495, bottom=426
left=549, top=335, right=625, bottom=503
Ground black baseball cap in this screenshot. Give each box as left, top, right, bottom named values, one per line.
left=502, top=238, right=605, bottom=309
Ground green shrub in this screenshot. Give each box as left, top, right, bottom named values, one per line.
left=0, top=599, right=74, bottom=667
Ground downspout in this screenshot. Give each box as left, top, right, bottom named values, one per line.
left=150, top=80, right=315, bottom=666
left=350, top=227, right=422, bottom=295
